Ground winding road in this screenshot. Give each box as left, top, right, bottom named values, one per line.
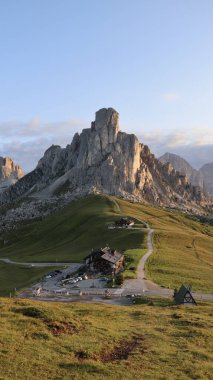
left=122, top=220, right=213, bottom=301
left=122, top=221, right=173, bottom=297
left=1, top=212, right=213, bottom=302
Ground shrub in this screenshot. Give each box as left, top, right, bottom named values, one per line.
left=20, top=307, right=46, bottom=319
left=115, top=273, right=124, bottom=285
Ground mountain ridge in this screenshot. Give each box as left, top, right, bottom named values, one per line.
left=0, top=156, right=24, bottom=192
left=159, top=152, right=213, bottom=197
left=0, top=108, right=212, bottom=213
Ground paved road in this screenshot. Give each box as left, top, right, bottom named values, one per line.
left=122, top=216, right=213, bottom=301
left=2, top=203, right=212, bottom=302
left=0, top=258, right=81, bottom=269
left=122, top=222, right=173, bottom=296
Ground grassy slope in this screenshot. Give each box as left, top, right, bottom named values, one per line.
left=116, top=198, right=213, bottom=293
left=0, top=195, right=145, bottom=263
left=0, top=194, right=212, bottom=294
left=0, top=263, right=61, bottom=297
left=0, top=195, right=146, bottom=296
left=0, top=298, right=212, bottom=380
left=123, top=248, right=147, bottom=279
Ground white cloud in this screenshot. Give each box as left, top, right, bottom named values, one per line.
left=139, top=128, right=213, bottom=168
left=0, top=116, right=212, bottom=173
left=0, top=118, right=87, bottom=172
left=140, top=127, right=213, bottom=148
left=161, top=92, right=180, bottom=102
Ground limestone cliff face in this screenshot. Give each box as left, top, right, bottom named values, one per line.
left=35, top=108, right=143, bottom=197
left=0, top=108, right=212, bottom=211
left=0, top=157, right=24, bottom=191
left=200, top=163, right=213, bottom=197
left=159, top=152, right=204, bottom=188
left=159, top=152, right=213, bottom=197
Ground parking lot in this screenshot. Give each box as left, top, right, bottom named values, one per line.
left=40, top=267, right=108, bottom=292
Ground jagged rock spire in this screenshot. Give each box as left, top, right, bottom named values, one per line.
left=93, top=108, right=119, bottom=132
left=0, top=108, right=211, bottom=213
left=0, top=156, right=24, bottom=191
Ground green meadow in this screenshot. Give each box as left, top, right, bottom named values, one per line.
left=0, top=262, right=61, bottom=297
left=0, top=298, right=212, bottom=380
left=116, top=198, right=213, bottom=293
left=0, top=194, right=212, bottom=295
left=0, top=195, right=146, bottom=296
left=0, top=196, right=145, bottom=263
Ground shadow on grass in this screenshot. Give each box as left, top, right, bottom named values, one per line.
left=132, top=297, right=175, bottom=307
left=59, top=362, right=106, bottom=374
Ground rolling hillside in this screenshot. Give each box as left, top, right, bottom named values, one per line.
left=0, top=298, right=212, bottom=380
left=0, top=195, right=212, bottom=295
left=0, top=195, right=145, bottom=262
left=116, top=198, right=213, bottom=293
left=0, top=195, right=146, bottom=296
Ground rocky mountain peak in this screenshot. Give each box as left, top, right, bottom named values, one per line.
left=0, top=109, right=212, bottom=214
left=159, top=152, right=213, bottom=197
left=92, top=108, right=119, bottom=132
left=0, top=156, right=24, bottom=191
left=200, top=163, right=213, bottom=197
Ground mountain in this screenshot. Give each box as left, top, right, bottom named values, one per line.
left=159, top=152, right=203, bottom=187
left=159, top=152, right=213, bottom=197
left=0, top=156, right=24, bottom=192
left=200, top=163, right=213, bottom=197
left=0, top=108, right=211, bottom=212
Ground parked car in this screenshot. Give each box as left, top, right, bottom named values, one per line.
left=48, top=272, right=57, bottom=277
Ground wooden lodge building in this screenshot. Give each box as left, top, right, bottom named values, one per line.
left=85, top=247, right=124, bottom=274
left=114, top=218, right=134, bottom=228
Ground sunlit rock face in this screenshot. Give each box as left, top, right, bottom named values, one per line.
left=0, top=108, right=212, bottom=212
left=0, top=157, right=24, bottom=192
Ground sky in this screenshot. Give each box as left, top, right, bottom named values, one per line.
left=0, top=0, right=212, bottom=171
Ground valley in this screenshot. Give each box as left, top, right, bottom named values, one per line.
left=0, top=195, right=212, bottom=298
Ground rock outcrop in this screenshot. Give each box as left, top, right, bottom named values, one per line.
left=159, top=152, right=213, bottom=197
left=200, top=163, right=213, bottom=197
left=0, top=108, right=212, bottom=212
left=159, top=153, right=203, bottom=187
left=0, top=157, right=24, bottom=192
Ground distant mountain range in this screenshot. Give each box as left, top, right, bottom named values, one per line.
left=159, top=152, right=213, bottom=197
left=0, top=157, right=24, bottom=192
left=0, top=108, right=212, bottom=214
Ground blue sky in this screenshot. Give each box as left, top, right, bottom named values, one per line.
left=0, top=0, right=212, bottom=171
